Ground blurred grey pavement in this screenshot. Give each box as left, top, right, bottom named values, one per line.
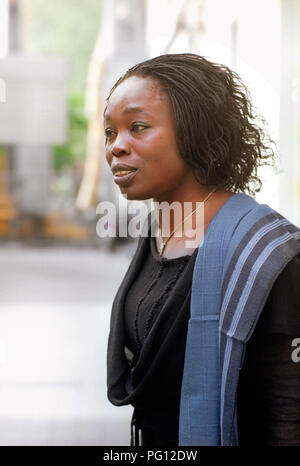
left=0, top=241, right=137, bottom=445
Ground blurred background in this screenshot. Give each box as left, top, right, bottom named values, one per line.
left=0, top=0, right=299, bottom=446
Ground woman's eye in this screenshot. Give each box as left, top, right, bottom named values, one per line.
left=104, top=128, right=115, bottom=139
left=132, top=124, right=148, bottom=133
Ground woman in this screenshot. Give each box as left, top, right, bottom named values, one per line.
left=104, top=54, right=300, bottom=446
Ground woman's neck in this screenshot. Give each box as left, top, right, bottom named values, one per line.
left=152, top=189, right=236, bottom=257
left=152, top=186, right=218, bottom=237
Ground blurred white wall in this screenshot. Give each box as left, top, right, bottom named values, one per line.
left=279, top=0, right=300, bottom=226
left=0, top=0, right=9, bottom=58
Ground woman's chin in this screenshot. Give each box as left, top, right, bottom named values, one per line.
left=119, top=188, right=152, bottom=201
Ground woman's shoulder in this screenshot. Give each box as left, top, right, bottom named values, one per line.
left=253, top=253, right=300, bottom=336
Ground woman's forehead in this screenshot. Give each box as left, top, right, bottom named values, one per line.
left=105, top=76, right=167, bottom=118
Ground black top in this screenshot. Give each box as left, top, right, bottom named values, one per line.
left=124, top=235, right=192, bottom=364
left=122, top=234, right=300, bottom=446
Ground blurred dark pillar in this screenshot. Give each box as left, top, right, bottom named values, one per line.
left=8, top=0, right=20, bottom=52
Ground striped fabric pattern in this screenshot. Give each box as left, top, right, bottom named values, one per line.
left=219, top=210, right=300, bottom=445
left=178, top=194, right=300, bottom=446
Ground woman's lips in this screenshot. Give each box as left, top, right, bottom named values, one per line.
left=113, top=169, right=138, bottom=186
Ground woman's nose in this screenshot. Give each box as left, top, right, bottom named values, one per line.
left=111, top=134, right=130, bottom=157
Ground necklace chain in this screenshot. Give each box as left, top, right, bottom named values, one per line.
left=158, top=188, right=217, bottom=256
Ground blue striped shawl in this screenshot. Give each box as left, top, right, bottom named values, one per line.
left=178, top=193, right=300, bottom=446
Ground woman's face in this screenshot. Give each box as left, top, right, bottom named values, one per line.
left=104, top=76, right=194, bottom=202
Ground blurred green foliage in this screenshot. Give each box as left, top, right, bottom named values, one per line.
left=53, top=95, right=88, bottom=171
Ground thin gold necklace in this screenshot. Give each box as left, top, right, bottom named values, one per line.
left=158, top=188, right=217, bottom=257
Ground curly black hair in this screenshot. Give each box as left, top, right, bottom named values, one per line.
left=106, top=53, right=277, bottom=195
